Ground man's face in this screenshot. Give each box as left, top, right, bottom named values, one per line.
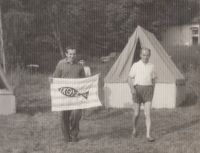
left=140, top=49, right=151, bottom=63
left=66, top=49, right=76, bottom=63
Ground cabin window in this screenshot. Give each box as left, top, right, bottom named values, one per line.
left=192, top=37, right=198, bottom=45
left=191, top=26, right=199, bottom=45
left=192, top=29, right=198, bottom=35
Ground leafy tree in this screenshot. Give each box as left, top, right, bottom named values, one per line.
left=166, top=0, right=199, bottom=26
left=105, top=0, right=199, bottom=53
left=0, top=0, right=33, bottom=71
left=1, top=0, right=199, bottom=72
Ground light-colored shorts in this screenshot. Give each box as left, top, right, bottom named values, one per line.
left=132, top=85, right=153, bottom=103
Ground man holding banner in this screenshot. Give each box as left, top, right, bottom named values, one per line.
left=50, top=47, right=101, bottom=143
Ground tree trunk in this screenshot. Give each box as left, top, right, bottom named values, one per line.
left=57, top=36, right=65, bottom=58
left=0, top=5, right=6, bottom=73
left=52, top=29, right=65, bottom=58
left=48, top=6, right=65, bottom=58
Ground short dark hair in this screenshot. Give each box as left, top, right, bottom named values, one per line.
left=65, top=47, right=76, bottom=53
left=140, top=47, right=151, bottom=54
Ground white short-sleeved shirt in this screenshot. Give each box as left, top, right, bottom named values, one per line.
left=129, top=60, right=156, bottom=86
left=84, top=66, right=91, bottom=77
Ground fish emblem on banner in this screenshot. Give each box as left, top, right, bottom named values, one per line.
left=58, top=87, right=89, bottom=99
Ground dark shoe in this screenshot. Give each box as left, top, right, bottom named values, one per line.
left=71, top=136, right=77, bottom=142
left=64, top=138, right=71, bottom=143
left=147, top=137, right=155, bottom=142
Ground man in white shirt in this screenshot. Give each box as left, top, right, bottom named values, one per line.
left=128, top=47, right=156, bottom=142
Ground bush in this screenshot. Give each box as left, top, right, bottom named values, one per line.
left=162, top=45, right=200, bottom=99
left=163, top=45, right=200, bottom=73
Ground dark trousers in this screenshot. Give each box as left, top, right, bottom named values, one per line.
left=61, top=109, right=82, bottom=141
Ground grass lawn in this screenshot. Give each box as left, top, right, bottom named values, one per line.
left=1, top=48, right=200, bottom=153
left=0, top=105, right=200, bottom=153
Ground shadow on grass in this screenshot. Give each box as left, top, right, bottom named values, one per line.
left=81, top=127, right=133, bottom=141
left=165, top=119, right=200, bottom=135
left=179, top=92, right=198, bottom=107
left=84, top=108, right=128, bottom=120
left=16, top=106, right=51, bottom=115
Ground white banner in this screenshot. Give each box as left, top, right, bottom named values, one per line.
left=51, top=74, right=102, bottom=111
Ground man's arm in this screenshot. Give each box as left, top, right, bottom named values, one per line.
left=127, top=76, right=136, bottom=94
left=152, top=65, right=156, bottom=93
left=49, top=62, right=61, bottom=84
left=52, top=68, right=61, bottom=78
left=53, top=62, right=62, bottom=78
left=128, top=64, right=136, bottom=94
left=152, top=78, right=155, bottom=94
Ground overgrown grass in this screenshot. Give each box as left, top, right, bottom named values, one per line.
left=6, top=66, right=51, bottom=114
left=0, top=104, right=200, bottom=153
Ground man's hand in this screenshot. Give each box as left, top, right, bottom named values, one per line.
left=127, top=76, right=136, bottom=94
left=48, top=76, right=53, bottom=84
left=131, top=87, right=137, bottom=94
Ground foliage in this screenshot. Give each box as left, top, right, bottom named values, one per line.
left=166, top=0, right=199, bottom=26
left=163, top=44, right=200, bottom=97
left=0, top=0, right=199, bottom=71
left=1, top=0, right=34, bottom=70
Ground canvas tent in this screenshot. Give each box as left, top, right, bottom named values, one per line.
left=0, top=66, right=15, bottom=115
left=104, top=26, right=185, bottom=109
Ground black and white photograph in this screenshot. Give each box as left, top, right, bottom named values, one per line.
left=0, top=0, right=200, bottom=152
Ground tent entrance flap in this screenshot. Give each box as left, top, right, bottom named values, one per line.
left=0, top=66, right=13, bottom=92
left=0, top=78, right=7, bottom=89
left=132, top=39, right=141, bottom=64
left=119, top=39, right=141, bottom=81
